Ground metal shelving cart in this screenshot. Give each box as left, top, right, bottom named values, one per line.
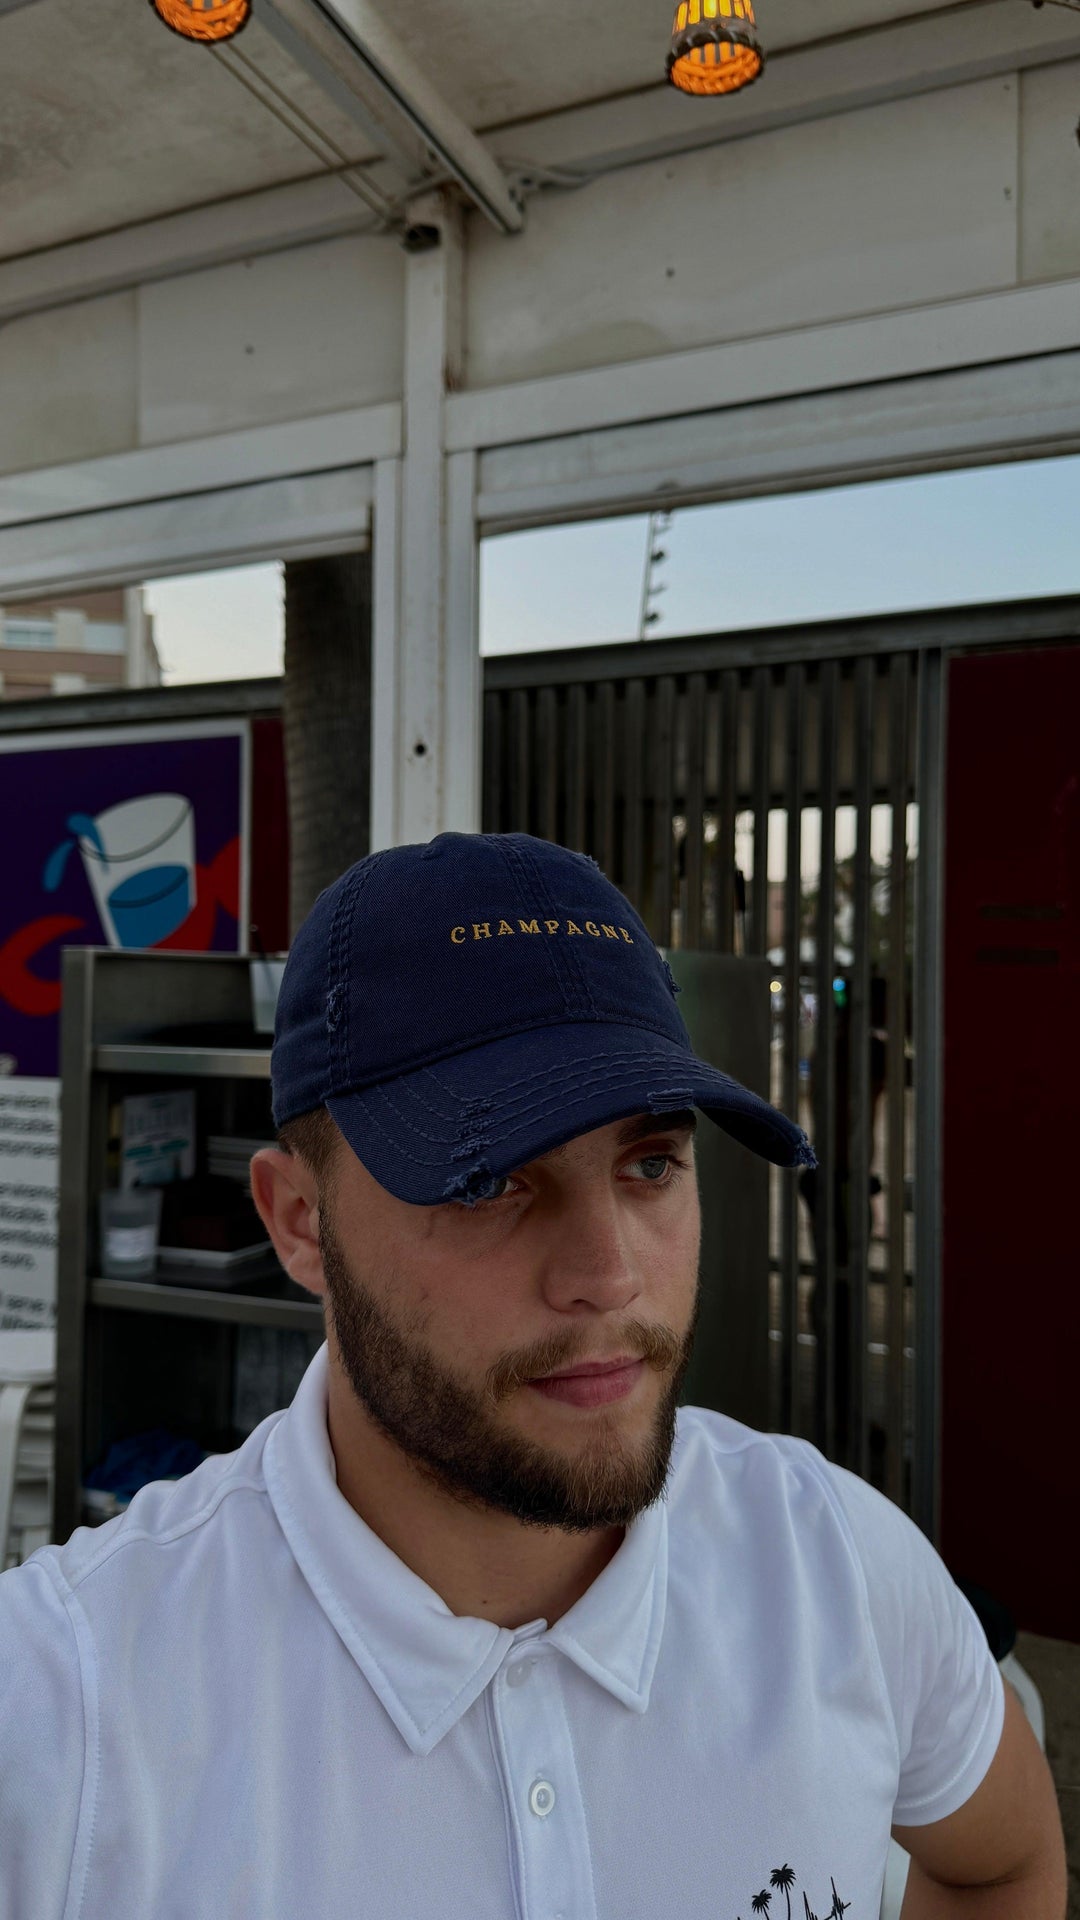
left=54, top=948, right=324, bottom=1545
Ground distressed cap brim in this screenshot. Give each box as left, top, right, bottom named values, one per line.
left=324, top=1020, right=816, bottom=1206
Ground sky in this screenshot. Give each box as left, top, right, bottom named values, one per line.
left=143, top=451, right=1080, bottom=683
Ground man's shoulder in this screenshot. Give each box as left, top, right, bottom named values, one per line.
left=673, top=1402, right=837, bottom=1488
left=9, top=1405, right=285, bottom=1609
left=671, top=1405, right=947, bottom=1597
left=670, top=1404, right=906, bottom=1552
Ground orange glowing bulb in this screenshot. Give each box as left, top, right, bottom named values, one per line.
left=148, top=0, right=251, bottom=43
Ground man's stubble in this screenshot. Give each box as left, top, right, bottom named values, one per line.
left=318, top=1205, right=701, bottom=1534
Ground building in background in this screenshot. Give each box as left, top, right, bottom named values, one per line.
left=0, top=588, right=161, bottom=701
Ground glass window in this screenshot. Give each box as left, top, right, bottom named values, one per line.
left=480, top=452, right=1080, bottom=654
left=3, top=618, right=55, bottom=648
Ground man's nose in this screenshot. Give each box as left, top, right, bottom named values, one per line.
left=536, top=1189, right=641, bottom=1313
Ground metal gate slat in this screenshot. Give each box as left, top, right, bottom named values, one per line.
left=717, top=669, right=739, bottom=955
left=622, top=678, right=646, bottom=913
left=781, top=662, right=806, bottom=1437
left=750, top=665, right=771, bottom=959
left=595, top=680, right=617, bottom=877
left=566, top=683, right=587, bottom=854
left=537, top=685, right=559, bottom=844
left=482, top=689, right=504, bottom=833
left=814, top=659, right=840, bottom=1462
left=684, top=672, right=707, bottom=950
left=509, top=687, right=532, bottom=836
left=651, top=675, right=677, bottom=946
left=848, top=655, right=875, bottom=1486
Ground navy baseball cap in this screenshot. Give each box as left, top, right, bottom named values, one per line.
left=271, top=831, right=816, bottom=1204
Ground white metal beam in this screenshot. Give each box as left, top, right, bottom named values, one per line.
left=443, top=447, right=481, bottom=828
left=0, top=468, right=372, bottom=600
left=0, top=176, right=386, bottom=327
left=447, top=277, right=1080, bottom=454
left=370, top=191, right=482, bottom=848
left=263, top=0, right=523, bottom=233
left=370, top=455, right=402, bottom=850
left=0, top=403, right=400, bottom=530
left=474, top=348, right=1080, bottom=531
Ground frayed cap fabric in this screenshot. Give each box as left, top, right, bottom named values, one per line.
left=271, top=831, right=816, bottom=1202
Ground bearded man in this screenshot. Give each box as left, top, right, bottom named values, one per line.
left=0, top=833, right=1064, bottom=1919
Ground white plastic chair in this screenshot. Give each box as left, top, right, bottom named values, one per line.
left=0, top=1330, right=57, bottom=1572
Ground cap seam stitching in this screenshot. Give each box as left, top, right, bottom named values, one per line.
left=420, top=1061, right=695, bottom=1137
left=356, top=1059, right=794, bottom=1163
left=420, top=1044, right=702, bottom=1106
left=320, top=1009, right=687, bottom=1097
left=514, top=836, right=599, bottom=1020
left=499, top=836, right=579, bottom=1014
left=325, top=858, right=381, bottom=1096
left=348, top=1056, right=690, bottom=1152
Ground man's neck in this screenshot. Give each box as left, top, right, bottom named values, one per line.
left=326, top=1372, right=625, bottom=1629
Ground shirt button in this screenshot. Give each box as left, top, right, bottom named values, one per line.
left=528, top=1780, right=556, bottom=1818
left=506, top=1660, right=534, bottom=1687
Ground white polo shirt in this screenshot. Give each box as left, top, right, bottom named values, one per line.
left=1, top=1341, right=1003, bottom=1920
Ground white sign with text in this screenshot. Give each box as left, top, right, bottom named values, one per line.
left=0, top=1077, right=59, bottom=1328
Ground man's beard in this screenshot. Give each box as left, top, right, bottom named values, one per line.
left=319, top=1207, right=700, bottom=1534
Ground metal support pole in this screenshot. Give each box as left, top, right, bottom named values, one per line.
left=370, top=191, right=480, bottom=850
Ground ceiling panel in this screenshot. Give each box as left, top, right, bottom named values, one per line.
left=0, top=0, right=1031, bottom=262
left=0, top=0, right=341, bottom=259
left=396, top=0, right=962, bottom=133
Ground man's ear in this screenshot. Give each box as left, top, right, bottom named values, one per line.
left=250, top=1148, right=326, bottom=1298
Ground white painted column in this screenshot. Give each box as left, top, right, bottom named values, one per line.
left=369, top=190, right=481, bottom=851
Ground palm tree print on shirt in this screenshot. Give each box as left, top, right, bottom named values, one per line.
left=757, top=1864, right=852, bottom=1920
left=770, top=1865, right=796, bottom=1919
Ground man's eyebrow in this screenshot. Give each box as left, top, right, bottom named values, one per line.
left=536, top=1110, right=698, bottom=1165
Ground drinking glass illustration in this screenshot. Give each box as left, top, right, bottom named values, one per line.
left=44, top=795, right=196, bottom=949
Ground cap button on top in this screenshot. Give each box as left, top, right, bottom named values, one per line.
left=506, top=1659, right=533, bottom=1688
left=528, top=1780, right=556, bottom=1817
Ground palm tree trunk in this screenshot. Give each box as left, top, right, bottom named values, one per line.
left=282, top=553, right=372, bottom=936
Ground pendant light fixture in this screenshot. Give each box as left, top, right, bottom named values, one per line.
left=148, top=0, right=251, bottom=42
left=667, top=0, right=764, bottom=97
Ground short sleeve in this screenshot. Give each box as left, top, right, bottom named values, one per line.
left=827, top=1462, right=1006, bottom=1827
left=0, top=1555, right=86, bottom=1920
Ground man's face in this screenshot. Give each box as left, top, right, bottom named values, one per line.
left=317, top=1111, right=702, bottom=1533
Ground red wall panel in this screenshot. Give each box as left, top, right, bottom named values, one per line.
left=249, top=716, right=290, bottom=955
left=942, top=645, right=1080, bottom=1642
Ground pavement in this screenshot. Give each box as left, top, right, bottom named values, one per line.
left=1014, top=1631, right=1080, bottom=1917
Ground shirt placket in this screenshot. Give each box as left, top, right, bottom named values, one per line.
left=490, top=1640, right=599, bottom=1920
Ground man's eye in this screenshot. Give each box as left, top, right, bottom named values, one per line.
left=468, top=1173, right=524, bottom=1206
left=631, top=1154, right=677, bottom=1182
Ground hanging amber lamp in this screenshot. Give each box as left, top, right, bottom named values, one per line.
left=148, top=0, right=251, bottom=42
left=667, top=0, right=764, bottom=96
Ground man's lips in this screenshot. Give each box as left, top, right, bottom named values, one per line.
left=534, top=1357, right=640, bottom=1380
left=526, top=1357, right=646, bottom=1407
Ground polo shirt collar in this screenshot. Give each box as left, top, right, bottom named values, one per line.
left=264, top=1342, right=669, bottom=1756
